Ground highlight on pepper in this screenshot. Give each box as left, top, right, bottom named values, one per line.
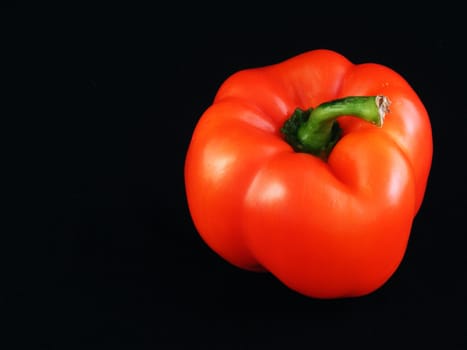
left=184, top=49, right=432, bottom=299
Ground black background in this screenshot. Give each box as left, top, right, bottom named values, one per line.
left=4, top=5, right=467, bottom=349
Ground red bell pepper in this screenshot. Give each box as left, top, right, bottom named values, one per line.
left=184, top=49, right=432, bottom=298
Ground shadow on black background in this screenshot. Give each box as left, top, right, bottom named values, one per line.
left=4, top=5, right=466, bottom=349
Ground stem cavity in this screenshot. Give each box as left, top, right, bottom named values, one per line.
left=280, top=95, right=390, bottom=160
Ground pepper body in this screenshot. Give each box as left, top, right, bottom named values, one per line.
left=184, top=49, right=432, bottom=298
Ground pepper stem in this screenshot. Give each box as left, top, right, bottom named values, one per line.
left=281, top=95, right=390, bottom=159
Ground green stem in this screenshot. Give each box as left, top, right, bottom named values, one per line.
left=280, top=95, right=390, bottom=159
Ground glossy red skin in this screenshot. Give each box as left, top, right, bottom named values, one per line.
left=184, top=49, right=432, bottom=298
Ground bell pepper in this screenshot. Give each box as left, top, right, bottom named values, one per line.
left=184, top=49, right=432, bottom=299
